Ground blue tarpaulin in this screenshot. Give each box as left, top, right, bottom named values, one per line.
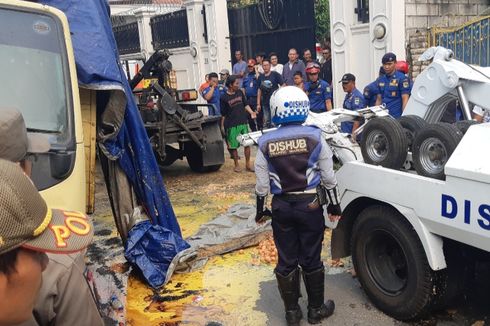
left=41, top=0, right=188, bottom=286
left=125, top=221, right=190, bottom=288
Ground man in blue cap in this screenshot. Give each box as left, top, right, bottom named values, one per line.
left=340, top=73, right=365, bottom=139
left=375, top=52, right=411, bottom=118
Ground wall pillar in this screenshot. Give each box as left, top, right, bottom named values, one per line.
left=134, top=7, right=157, bottom=60
left=183, top=0, right=231, bottom=91
left=329, top=0, right=405, bottom=108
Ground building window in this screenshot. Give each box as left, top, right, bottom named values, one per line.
left=355, top=0, right=369, bottom=24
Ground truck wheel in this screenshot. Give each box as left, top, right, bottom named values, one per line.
left=185, top=143, right=222, bottom=173
left=454, top=120, right=479, bottom=135
left=360, top=117, right=408, bottom=169
left=351, top=205, right=434, bottom=321
left=398, top=115, right=427, bottom=151
left=412, top=123, right=463, bottom=180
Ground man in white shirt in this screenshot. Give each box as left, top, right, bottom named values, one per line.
left=270, top=52, right=283, bottom=75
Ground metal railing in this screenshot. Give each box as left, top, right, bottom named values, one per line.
left=150, top=9, right=190, bottom=50
left=430, top=16, right=490, bottom=66
left=113, top=22, right=141, bottom=55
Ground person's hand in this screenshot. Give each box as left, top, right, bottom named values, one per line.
left=256, top=104, right=261, bottom=112
left=350, top=133, right=357, bottom=143
left=328, top=214, right=341, bottom=222
left=251, top=111, right=257, bottom=119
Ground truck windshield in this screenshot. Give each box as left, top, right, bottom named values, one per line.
left=0, top=7, right=70, bottom=138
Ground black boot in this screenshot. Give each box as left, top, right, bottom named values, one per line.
left=302, top=266, right=335, bottom=324
left=275, top=268, right=303, bottom=326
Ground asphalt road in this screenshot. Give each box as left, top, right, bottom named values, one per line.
left=91, top=151, right=489, bottom=326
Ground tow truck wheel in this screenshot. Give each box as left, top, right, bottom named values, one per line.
left=185, top=143, right=222, bottom=173
left=412, top=123, right=463, bottom=180
left=352, top=205, right=434, bottom=321
left=398, top=115, right=427, bottom=151
left=360, top=117, right=408, bottom=169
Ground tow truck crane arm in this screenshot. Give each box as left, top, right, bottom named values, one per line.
left=129, top=49, right=172, bottom=90
left=404, top=47, right=490, bottom=121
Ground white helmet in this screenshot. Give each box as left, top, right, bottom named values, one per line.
left=270, top=86, right=310, bottom=125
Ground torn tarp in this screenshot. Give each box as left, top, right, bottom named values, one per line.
left=125, top=221, right=190, bottom=289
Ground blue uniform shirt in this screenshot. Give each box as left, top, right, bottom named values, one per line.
left=242, top=72, right=259, bottom=98
left=341, top=88, right=365, bottom=134
left=304, top=79, right=332, bottom=113
left=218, top=83, right=228, bottom=97
left=363, top=80, right=379, bottom=107
left=202, top=86, right=221, bottom=116
left=377, top=70, right=411, bottom=118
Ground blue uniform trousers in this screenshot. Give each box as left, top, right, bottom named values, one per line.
left=271, top=195, right=325, bottom=276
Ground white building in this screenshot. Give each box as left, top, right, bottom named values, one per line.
left=329, top=0, right=489, bottom=107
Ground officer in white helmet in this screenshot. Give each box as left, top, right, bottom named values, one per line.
left=254, top=86, right=341, bottom=325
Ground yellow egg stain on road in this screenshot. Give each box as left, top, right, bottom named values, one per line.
left=126, top=160, right=276, bottom=325
left=126, top=250, right=275, bottom=325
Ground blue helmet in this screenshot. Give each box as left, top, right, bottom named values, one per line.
left=270, top=86, right=310, bottom=125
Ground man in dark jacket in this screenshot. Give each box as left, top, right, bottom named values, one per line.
left=282, top=48, right=306, bottom=86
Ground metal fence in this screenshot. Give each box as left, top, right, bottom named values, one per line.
left=113, top=22, right=141, bottom=55
left=228, top=0, right=316, bottom=63
left=430, top=16, right=490, bottom=66
left=150, top=9, right=190, bottom=50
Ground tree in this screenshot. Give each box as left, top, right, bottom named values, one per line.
left=315, top=0, right=329, bottom=44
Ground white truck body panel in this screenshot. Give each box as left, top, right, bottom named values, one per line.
left=445, top=123, right=490, bottom=184
left=337, top=144, right=490, bottom=268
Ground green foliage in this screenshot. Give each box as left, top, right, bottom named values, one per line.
left=228, top=0, right=258, bottom=9
left=315, top=0, right=330, bottom=43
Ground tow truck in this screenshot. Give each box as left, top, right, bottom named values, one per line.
left=240, top=47, right=490, bottom=320
left=129, top=49, right=225, bottom=173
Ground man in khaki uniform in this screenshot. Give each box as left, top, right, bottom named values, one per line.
left=0, top=159, right=95, bottom=326
left=0, top=109, right=104, bottom=326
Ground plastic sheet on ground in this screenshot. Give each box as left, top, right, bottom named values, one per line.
left=125, top=220, right=190, bottom=289
left=166, top=204, right=272, bottom=278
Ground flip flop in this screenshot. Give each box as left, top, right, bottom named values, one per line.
left=234, top=167, right=242, bottom=173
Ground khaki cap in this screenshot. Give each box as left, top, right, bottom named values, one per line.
left=0, top=109, right=50, bottom=162
left=0, top=159, right=93, bottom=255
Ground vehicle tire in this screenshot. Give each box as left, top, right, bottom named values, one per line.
left=185, top=143, right=222, bottom=173
left=351, top=205, right=434, bottom=321
left=412, top=123, right=463, bottom=180
left=360, top=117, right=408, bottom=169
left=398, top=115, right=427, bottom=151
left=204, top=164, right=223, bottom=172
left=454, top=120, right=479, bottom=135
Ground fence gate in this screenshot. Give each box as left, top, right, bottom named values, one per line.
left=228, top=0, right=316, bottom=63
left=150, top=9, right=190, bottom=50
left=113, top=21, right=140, bottom=55
left=430, top=16, right=490, bottom=66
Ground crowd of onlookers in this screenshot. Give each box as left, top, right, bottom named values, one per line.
left=199, top=46, right=489, bottom=171
left=198, top=47, right=415, bottom=171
